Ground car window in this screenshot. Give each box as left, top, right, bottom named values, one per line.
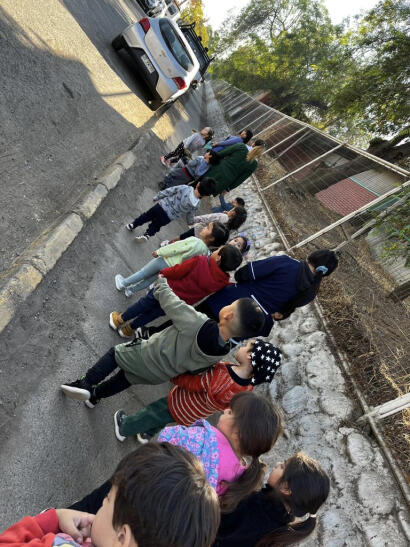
left=159, top=19, right=193, bottom=71
left=182, top=32, right=206, bottom=69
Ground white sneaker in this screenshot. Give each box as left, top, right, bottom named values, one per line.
left=126, top=223, right=134, bottom=231
left=160, top=156, right=168, bottom=166
left=134, top=235, right=148, bottom=243
left=115, top=274, right=125, bottom=290
left=136, top=432, right=152, bottom=444
left=114, top=410, right=126, bottom=442
left=124, top=288, right=133, bottom=297
left=160, top=240, right=169, bottom=247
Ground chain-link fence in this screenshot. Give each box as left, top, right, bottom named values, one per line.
left=213, top=80, right=410, bottom=487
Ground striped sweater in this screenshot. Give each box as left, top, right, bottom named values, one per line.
left=168, top=363, right=253, bottom=426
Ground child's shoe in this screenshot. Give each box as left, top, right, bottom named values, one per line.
left=84, top=388, right=99, bottom=408
left=134, top=235, right=149, bottom=243
left=114, top=409, right=127, bottom=441
left=160, top=240, right=169, bottom=247
left=115, top=274, right=126, bottom=291
left=118, top=324, right=135, bottom=338
left=126, top=223, right=135, bottom=231
left=136, top=432, right=153, bottom=444
left=61, top=377, right=92, bottom=401
left=109, top=311, right=125, bottom=330
left=160, top=155, right=169, bottom=167
left=124, top=288, right=134, bottom=297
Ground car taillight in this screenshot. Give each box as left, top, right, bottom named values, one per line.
left=139, top=18, right=150, bottom=33
left=173, top=77, right=186, bottom=90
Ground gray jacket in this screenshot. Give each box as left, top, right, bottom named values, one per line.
left=154, top=185, right=200, bottom=225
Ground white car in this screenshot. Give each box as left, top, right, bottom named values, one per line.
left=112, top=17, right=199, bottom=106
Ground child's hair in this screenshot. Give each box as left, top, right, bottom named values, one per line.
left=254, top=139, right=266, bottom=147
left=279, top=249, right=338, bottom=320
left=220, top=392, right=284, bottom=513
left=256, top=452, right=330, bottom=546
left=197, top=177, right=217, bottom=196
left=238, top=233, right=251, bottom=255
left=111, top=442, right=220, bottom=547
left=242, top=129, right=253, bottom=143
left=207, top=150, right=220, bottom=165
left=218, top=244, right=243, bottom=272
left=234, top=197, right=245, bottom=207
left=227, top=206, right=247, bottom=230
left=247, top=141, right=265, bottom=162
left=203, top=127, right=214, bottom=143
left=230, top=297, right=266, bottom=338
left=210, top=221, right=230, bottom=247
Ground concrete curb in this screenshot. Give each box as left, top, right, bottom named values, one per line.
left=0, top=135, right=151, bottom=335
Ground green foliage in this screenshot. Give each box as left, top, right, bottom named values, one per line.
left=212, top=0, right=410, bottom=153
left=374, top=189, right=410, bottom=264
left=180, top=0, right=211, bottom=47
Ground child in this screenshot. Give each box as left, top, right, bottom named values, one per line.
left=0, top=442, right=220, bottom=547
left=125, top=178, right=216, bottom=243
left=61, top=277, right=265, bottom=406
left=161, top=126, right=214, bottom=167
left=214, top=452, right=330, bottom=547
left=159, top=150, right=219, bottom=190
left=158, top=392, right=283, bottom=501
left=113, top=339, right=282, bottom=442
left=172, top=206, right=248, bottom=243
left=110, top=244, right=243, bottom=338
left=209, top=129, right=253, bottom=152
left=115, top=222, right=229, bottom=296
left=229, top=233, right=251, bottom=256
left=212, top=196, right=245, bottom=214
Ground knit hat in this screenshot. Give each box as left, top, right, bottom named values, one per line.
left=250, top=340, right=282, bottom=385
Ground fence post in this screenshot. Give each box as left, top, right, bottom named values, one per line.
left=358, top=393, right=410, bottom=423
left=262, top=144, right=344, bottom=190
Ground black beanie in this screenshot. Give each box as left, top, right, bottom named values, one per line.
left=250, top=340, right=282, bottom=385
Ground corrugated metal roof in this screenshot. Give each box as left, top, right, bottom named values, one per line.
left=350, top=168, right=400, bottom=196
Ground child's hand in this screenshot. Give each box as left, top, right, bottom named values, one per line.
left=272, top=312, right=283, bottom=320
left=55, top=509, right=95, bottom=544
left=157, top=273, right=164, bottom=279
left=152, top=251, right=158, bottom=257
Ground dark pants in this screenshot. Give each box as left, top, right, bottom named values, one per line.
left=120, top=396, right=173, bottom=437
left=121, top=290, right=165, bottom=330
left=179, top=227, right=195, bottom=240
left=131, top=204, right=170, bottom=238
left=164, top=141, right=184, bottom=162
left=69, top=480, right=110, bottom=513
left=85, top=347, right=131, bottom=400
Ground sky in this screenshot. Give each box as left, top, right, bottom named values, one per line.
left=202, top=0, right=380, bottom=30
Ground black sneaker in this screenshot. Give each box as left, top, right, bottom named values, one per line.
left=61, top=378, right=91, bottom=401
left=114, top=410, right=127, bottom=442
left=136, top=432, right=153, bottom=444
left=135, top=326, right=150, bottom=340
left=84, top=387, right=99, bottom=408
left=126, top=223, right=135, bottom=231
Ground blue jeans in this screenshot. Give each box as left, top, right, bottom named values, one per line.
left=122, top=290, right=165, bottom=330
left=122, top=256, right=167, bottom=293
left=211, top=194, right=233, bottom=213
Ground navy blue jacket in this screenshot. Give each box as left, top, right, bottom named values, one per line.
left=204, top=255, right=314, bottom=336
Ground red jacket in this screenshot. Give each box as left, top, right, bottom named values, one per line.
left=161, top=255, right=230, bottom=305
left=168, top=362, right=253, bottom=426
left=0, top=509, right=60, bottom=547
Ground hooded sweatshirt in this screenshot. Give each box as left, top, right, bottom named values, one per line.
left=154, top=185, right=200, bottom=225
left=115, top=277, right=230, bottom=385
left=156, top=236, right=209, bottom=267
left=161, top=254, right=230, bottom=304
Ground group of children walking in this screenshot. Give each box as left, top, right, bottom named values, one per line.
left=1, top=126, right=339, bottom=547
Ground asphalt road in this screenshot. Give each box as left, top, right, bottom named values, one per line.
left=0, top=0, right=180, bottom=275
left=0, top=24, right=211, bottom=529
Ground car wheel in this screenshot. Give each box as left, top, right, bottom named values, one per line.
left=111, top=34, right=125, bottom=51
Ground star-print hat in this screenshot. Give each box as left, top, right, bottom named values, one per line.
left=250, top=340, right=282, bottom=385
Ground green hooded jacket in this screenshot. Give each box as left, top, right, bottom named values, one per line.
left=206, top=143, right=257, bottom=195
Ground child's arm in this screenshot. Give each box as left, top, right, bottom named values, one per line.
left=161, top=257, right=197, bottom=280
left=153, top=186, right=180, bottom=201
left=153, top=277, right=207, bottom=331
left=193, top=213, right=225, bottom=225
left=214, top=142, right=243, bottom=159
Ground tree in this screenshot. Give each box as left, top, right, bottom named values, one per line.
left=180, top=0, right=211, bottom=47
